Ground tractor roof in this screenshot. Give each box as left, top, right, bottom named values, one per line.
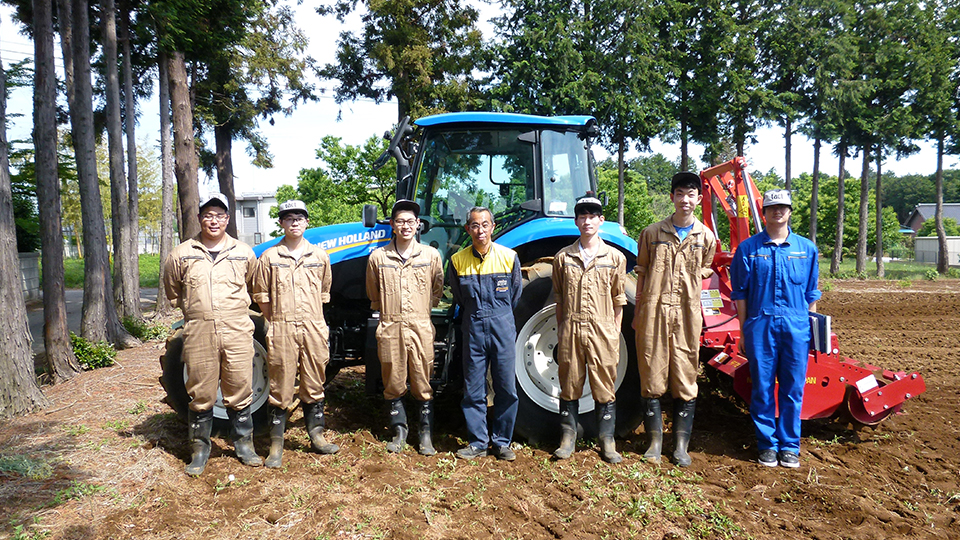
left=415, top=112, right=596, bottom=128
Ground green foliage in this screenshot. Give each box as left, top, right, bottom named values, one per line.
left=924, top=268, right=939, bottom=281
left=70, top=332, right=116, bottom=370
left=60, top=254, right=160, bottom=289
left=917, top=217, right=960, bottom=237
left=122, top=317, right=170, bottom=341
left=597, top=161, right=655, bottom=240
left=318, top=0, right=485, bottom=119
left=0, top=455, right=54, bottom=480
left=278, top=135, right=396, bottom=228
left=52, top=481, right=105, bottom=505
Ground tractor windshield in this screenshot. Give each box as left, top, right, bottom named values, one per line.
left=413, top=127, right=592, bottom=261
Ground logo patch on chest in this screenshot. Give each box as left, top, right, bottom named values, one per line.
left=495, top=278, right=509, bottom=293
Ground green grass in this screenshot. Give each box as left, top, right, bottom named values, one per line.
left=821, top=258, right=960, bottom=281
left=62, top=254, right=161, bottom=289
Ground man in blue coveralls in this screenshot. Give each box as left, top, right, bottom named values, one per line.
left=449, top=207, right=523, bottom=461
left=731, top=189, right=821, bottom=468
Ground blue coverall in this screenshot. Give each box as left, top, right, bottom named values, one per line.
left=449, top=242, right=522, bottom=451
left=730, top=230, right=821, bottom=454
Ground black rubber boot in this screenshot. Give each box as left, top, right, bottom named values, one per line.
left=386, top=398, right=408, bottom=453
left=554, top=399, right=578, bottom=460
left=596, top=401, right=622, bottom=464
left=185, top=409, right=213, bottom=476
left=642, top=397, right=663, bottom=464
left=672, top=399, right=696, bottom=468
left=418, top=400, right=436, bottom=456
left=265, top=406, right=287, bottom=469
left=302, top=400, right=340, bottom=454
left=227, top=406, right=263, bottom=467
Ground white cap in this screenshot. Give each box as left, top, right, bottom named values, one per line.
left=762, top=189, right=792, bottom=208
left=278, top=199, right=309, bottom=219
left=199, top=192, right=229, bottom=212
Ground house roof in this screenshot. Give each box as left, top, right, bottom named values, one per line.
left=904, top=203, right=960, bottom=231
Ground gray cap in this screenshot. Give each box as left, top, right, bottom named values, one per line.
left=574, top=192, right=603, bottom=215
left=278, top=199, right=309, bottom=219
left=391, top=199, right=421, bottom=218
left=199, top=192, right=229, bottom=212
left=762, top=189, right=793, bottom=208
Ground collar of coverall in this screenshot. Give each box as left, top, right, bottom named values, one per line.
left=388, top=238, right=422, bottom=260
left=278, top=239, right=313, bottom=259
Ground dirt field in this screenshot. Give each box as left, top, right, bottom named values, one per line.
left=2, top=280, right=959, bottom=540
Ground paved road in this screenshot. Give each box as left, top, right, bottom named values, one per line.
left=27, top=288, right=158, bottom=353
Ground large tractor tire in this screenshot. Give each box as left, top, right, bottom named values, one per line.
left=513, top=259, right=642, bottom=445
left=159, top=313, right=271, bottom=433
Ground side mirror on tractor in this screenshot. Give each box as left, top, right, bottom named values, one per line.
left=362, top=204, right=378, bottom=228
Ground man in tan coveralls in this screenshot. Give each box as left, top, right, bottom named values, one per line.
left=164, top=192, right=261, bottom=475
left=634, top=172, right=717, bottom=467
left=252, top=200, right=339, bottom=469
left=552, top=194, right=626, bottom=464
left=366, top=200, right=443, bottom=455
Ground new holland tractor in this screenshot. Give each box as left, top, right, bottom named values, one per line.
left=161, top=112, right=644, bottom=443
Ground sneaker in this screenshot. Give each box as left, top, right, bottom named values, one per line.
left=456, top=445, right=488, bottom=459
left=778, top=451, right=800, bottom=468
left=758, top=449, right=778, bottom=467
left=493, top=445, right=516, bottom=461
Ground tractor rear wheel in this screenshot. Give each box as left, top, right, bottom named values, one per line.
left=159, top=313, right=271, bottom=433
left=512, top=259, right=642, bottom=445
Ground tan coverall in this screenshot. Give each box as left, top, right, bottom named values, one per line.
left=163, top=236, right=257, bottom=412
left=365, top=240, right=443, bottom=401
left=634, top=217, right=717, bottom=400
left=252, top=241, right=332, bottom=409
left=552, top=241, right=627, bottom=403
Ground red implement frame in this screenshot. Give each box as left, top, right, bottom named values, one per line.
left=697, top=157, right=925, bottom=425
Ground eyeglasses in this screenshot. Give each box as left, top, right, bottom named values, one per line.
left=282, top=216, right=307, bottom=224
left=201, top=213, right=228, bottom=222
left=393, top=218, right=419, bottom=228
left=468, top=221, right=493, bottom=231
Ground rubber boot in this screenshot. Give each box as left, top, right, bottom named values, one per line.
left=672, top=399, right=696, bottom=468
left=227, top=406, right=263, bottom=467
left=418, top=400, right=436, bottom=456
left=385, top=398, right=408, bottom=453
left=185, top=409, right=213, bottom=476
left=302, top=400, right=340, bottom=454
left=596, top=401, right=622, bottom=464
left=265, top=406, right=286, bottom=469
left=642, top=397, right=663, bottom=464
left=554, top=399, right=578, bottom=460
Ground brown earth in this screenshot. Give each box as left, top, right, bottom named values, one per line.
left=2, top=280, right=959, bottom=540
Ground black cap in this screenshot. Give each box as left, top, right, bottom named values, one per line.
left=391, top=199, right=421, bottom=218
left=670, top=172, right=701, bottom=192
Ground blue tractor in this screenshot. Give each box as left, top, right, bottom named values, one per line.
left=161, top=112, right=643, bottom=443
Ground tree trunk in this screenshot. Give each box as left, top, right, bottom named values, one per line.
left=855, top=146, right=870, bottom=275
left=215, top=123, right=238, bottom=238
left=168, top=51, right=201, bottom=241
left=784, top=116, right=792, bottom=190
left=936, top=137, right=948, bottom=274
left=810, top=133, right=820, bottom=244
left=102, top=0, right=136, bottom=320
left=616, top=136, right=625, bottom=227
left=875, top=152, right=884, bottom=278
left=0, top=43, right=50, bottom=416
left=34, top=0, right=81, bottom=382
left=120, top=3, right=141, bottom=318
left=830, top=143, right=846, bottom=274
left=156, top=51, right=176, bottom=317
left=679, top=115, right=689, bottom=172
left=71, top=0, right=135, bottom=347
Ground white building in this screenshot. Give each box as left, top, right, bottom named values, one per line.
left=235, top=192, right=278, bottom=246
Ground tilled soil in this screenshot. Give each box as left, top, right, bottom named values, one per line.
left=2, top=280, right=958, bottom=540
